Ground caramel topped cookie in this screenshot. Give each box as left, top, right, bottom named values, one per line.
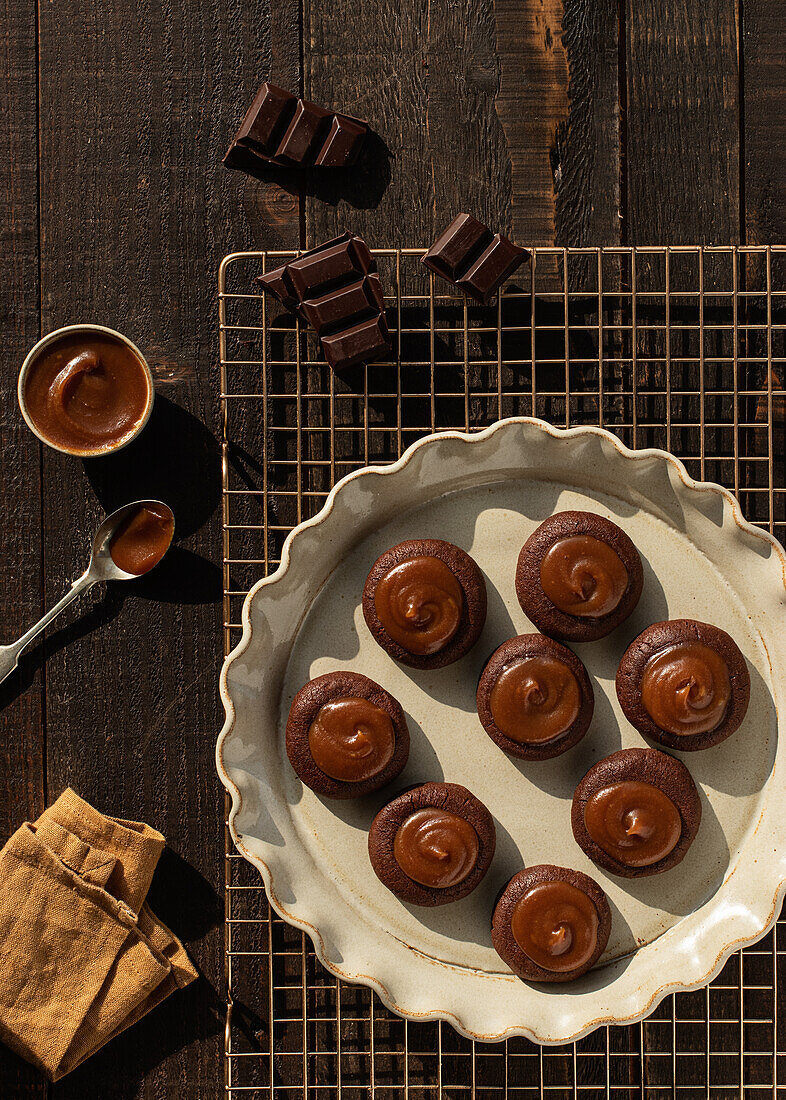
left=492, top=865, right=611, bottom=982
left=368, top=782, right=496, bottom=906
left=476, top=634, right=594, bottom=760
left=571, top=748, right=702, bottom=878
left=516, top=511, right=643, bottom=642
left=363, top=539, right=487, bottom=669
left=286, top=671, right=409, bottom=799
left=616, top=620, right=750, bottom=750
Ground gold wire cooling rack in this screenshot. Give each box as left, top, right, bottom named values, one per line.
left=220, top=245, right=786, bottom=1098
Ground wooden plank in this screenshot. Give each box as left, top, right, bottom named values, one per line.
left=498, top=0, right=621, bottom=247
left=33, top=0, right=299, bottom=1096
left=743, top=0, right=786, bottom=247
left=0, top=0, right=46, bottom=1094
left=304, top=0, right=620, bottom=249
left=625, top=0, right=740, bottom=244
left=0, top=0, right=44, bottom=832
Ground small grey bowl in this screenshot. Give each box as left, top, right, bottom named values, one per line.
left=17, top=323, right=155, bottom=457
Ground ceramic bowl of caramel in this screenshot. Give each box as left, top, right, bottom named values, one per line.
left=18, top=324, right=155, bottom=457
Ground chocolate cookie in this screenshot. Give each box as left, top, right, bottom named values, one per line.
left=476, top=634, right=594, bottom=760
left=368, top=782, right=496, bottom=906
left=515, top=511, right=644, bottom=642
left=571, top=747, right=701, bottom=878
left=362, top=539, right=487, bottom=669
left=616, top=619, right=751, bottom=751
left=286, top=671, right=409, bottom=799
left=491, top=864, right=611, bottom=982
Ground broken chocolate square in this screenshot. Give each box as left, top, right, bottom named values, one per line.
left=423, top=213, right=529, bottom=302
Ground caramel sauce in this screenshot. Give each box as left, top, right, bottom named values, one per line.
left=109, top=505, right=174, bottom=575
left=540, top=534, right=628, bottom=618
left=583, top=780, right=682, bottom=868
left=641, top=642, right=731, bottom=735
left=393, top=808, right=479, bottom=888
left=307, top=696, right=395, bottom=782
left=23, top=332, right=151, bottom=455
left=374, top=556, right=463, bottom=655
left=510, top=880, right=599, bottom=973
left=489, top=656, right=580, bottom=744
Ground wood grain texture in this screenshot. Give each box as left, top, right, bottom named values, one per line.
left=305, top=0, right=620, bottom=253
left=555, top=0, right=621, bottom=246
left=743, top=0, right=786, bottom=247
left=304, top=0, right=619, bottom=251
left=494, top=0, right=569, bottom=244
left=0, top=0, right=44, bottom=841
left=625, top=0, right=740, bottom=243
left=303, top=0, right=511, bottom=248
left=0, top=0, right=48, bottom=1092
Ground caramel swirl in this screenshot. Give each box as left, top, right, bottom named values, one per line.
left=511, top=881, right=599, bottom=973
left=641, top=642, right=731, bottom=736
left=307, top=697, right=395, bottom=782
left=23, top=332, right=150, bottom=454
left=374, top=556, right=464, bottom=655
left=489, top=656, right=581, bottom=744
left=539, top=535, right=628, bottom=618
left=584, top=781, right=682, bottom=868
left=393, top=808, right=479, bottom=888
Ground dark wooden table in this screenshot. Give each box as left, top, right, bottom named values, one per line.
left=1, top=1, right=784, bottom=1096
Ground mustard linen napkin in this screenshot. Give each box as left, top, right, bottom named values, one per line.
left=0, top=788, right=198, bottom=1080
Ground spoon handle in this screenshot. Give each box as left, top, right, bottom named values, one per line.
left=0, top=571, right=94, bottom=686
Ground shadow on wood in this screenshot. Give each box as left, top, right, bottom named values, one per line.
left=83, top=395, right=222, bottom=540
left=225, top=129, right=393, bottom=212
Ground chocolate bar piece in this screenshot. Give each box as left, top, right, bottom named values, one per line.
left=224, top=82, right=368, bottom=171
left=300, top=275, right=385, bottom=335
left=256, top=266, right=300, bottom=311
left=315, top=116, right=368, bottom=166
left=321, top=315, right=390, bottom=372
left=255, top=234, right=390, bottom=372
left=236, top=83, right=297, bottom=155
left=422, top=213, right=528, bottom=302
left=286, top=237, right=374, bottom=299
left=255, top=233, right=375, bottom=310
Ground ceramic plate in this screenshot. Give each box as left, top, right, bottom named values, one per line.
left=217, top=417, right=786, bottom=1044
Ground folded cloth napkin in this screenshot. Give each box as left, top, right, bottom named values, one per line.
left=0, top=789, right=198, bottom=1081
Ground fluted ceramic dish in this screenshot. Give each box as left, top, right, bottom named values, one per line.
left=217, top=417, right=786, bottom=1044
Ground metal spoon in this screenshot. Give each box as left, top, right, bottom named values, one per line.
left=0, top=499, right=175, bottom=686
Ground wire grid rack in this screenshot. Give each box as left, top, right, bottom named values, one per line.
left=220, top=245, right=786, bottom=1099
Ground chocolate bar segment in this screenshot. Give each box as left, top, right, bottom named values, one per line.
left=321, top=315, right=391, bottom=372
left=424, top=214, right=491, bottom=282
left=286, top=238, right=374, bottom=300
left=256, top=266, right=299, bottom=311
left=301, top=275, right=385, bottom=335
left=255, top=235, right=368, bottom=310
left=315, top=116, right=369, bottom=167
left=275, top=100, right=332, bottom=164
left=235, top=83, right=298, bottom=156
left=423, top=213, right=528, bottom=302
left=457, top=234, right=528, bottom=303
left=224, top=82, right=368, bottom=171
left=254, top=234, right=389, bottom=372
